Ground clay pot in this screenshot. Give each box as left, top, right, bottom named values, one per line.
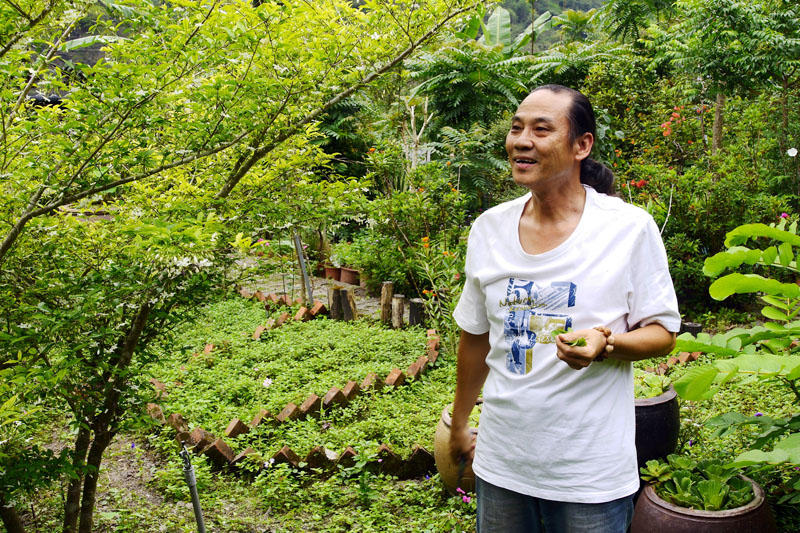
left=323, top=265, right=340, bottom=281
left=631, top=476, right=777, bottom=532
left=433, top=400, right=481, bottom=494
left=340, top=267, right=359, bottom=286
left=635, top=385, right=680, bottom=470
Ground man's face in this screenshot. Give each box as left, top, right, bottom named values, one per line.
left=505, top=90, right=583, bottom=190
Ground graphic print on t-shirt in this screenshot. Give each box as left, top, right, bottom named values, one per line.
left=501, top=278, right=576, bottom=374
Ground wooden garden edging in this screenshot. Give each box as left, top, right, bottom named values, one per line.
left=145, top=328, right=442, bottom=480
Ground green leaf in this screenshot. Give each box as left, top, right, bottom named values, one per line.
left=696, top=480, right=728, bottom=511
left=673, top=365, right=721, bottom=400
left=762, top=246, right=778, bottom=266
left=779, top=242, right=794, bottom=266
left=761, top=295, right=790, bottom=310
left=709, top=273, right=800, bottom=301
left=481, top=6, right=511, bottom=47
left=703, top=247, right=761, bottom=277
left=774, top=433, right=800, bottom=464
left=59, top=35, right=130, bottom=52
left=729, top=448, right=789, bottom=467
left=762, top=306, right=790, bottom=321
left=726, top=224, right=800, bottom=248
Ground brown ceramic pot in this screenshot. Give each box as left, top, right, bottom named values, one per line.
left=323, top=265, right=340, bottom=281
left=630, top=476, right=778, bottom=533
left=433, top=400, right=481, bottom=494
left=340, top=267, right=359, bottom=286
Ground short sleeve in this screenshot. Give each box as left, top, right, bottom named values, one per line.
left=453, top=226, right=491, bottom=334
left=626, top=218, right=681, bottom=332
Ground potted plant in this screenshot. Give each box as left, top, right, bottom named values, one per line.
left=634, top=369, right=680, bottom=470
left=631, top=455, right=777, bottom=532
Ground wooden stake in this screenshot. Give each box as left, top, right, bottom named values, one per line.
left=328, top=286, right=343, bottom=320
left=392, top=294, right=405, bottom=329
left=380, top=281, right=393, bottom=324
left=409, top=298, right=425, bottom=327
left=340, top=288, right=357, bottom=321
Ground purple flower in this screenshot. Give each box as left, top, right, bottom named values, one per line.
left=755, top=412, right=763, bottom=417
left=462, top=495, right=471, bottom=503
left=377, top=458, right=383, bottom=463
left=131, top=443, right=136, bottom=449
left=424, top=475, right=430, bottom=480
left=781, top=213, right=789, bottom=219
left=456, top=487, right=465, bottom=495
left=688, top=439, right=694, bottom=446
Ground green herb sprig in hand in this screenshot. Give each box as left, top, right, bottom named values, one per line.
left=552, top=328, right=587, bottom=347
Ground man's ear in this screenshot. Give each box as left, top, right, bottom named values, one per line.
left=574, top=132, right=594, bottom=161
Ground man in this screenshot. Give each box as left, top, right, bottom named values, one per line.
left=449, top=85, right=680, bottom=532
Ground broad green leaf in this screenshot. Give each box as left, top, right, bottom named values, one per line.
left=774, top=433, right=800, bottom=464
left=703, top=247, right=761, bottom=277
left=762, top=246, right=778, bottom=266
left=673, top=365, right=721, bottom=400
left=455, top=17, right=481, bottom=40
left=762, top=306, right=789, bottom=321
left=779, top=242, right=794, bottom=266
left=673, top=337, right=738, bottom=357
left=726, top=223, right=800, bottom=248
left=709, top=273, right=800, bottom=301
left=729, top=448, right=789, bottom=467
left=480, top=6, right=511, bottom=47
left=761, top=295, right=790, bottom=310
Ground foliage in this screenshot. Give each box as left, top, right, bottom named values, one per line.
left=671, top=220, right=800, bottom=473
left=634, top=369, right=671, bottom=399
left=640, top=454, right=754, bottom=511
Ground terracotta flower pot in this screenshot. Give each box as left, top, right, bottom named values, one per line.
left=631, top=476, right=777, bottom=532
left=323, top=265, right=341, bottom=281
left=634, top=386, right=680, bottom=470
left=340, top=267, right=359, bottom=286
left=433, top=400, right=481, bottom=494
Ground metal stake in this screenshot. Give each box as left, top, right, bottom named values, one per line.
left=180, top=444, right=206, bottom=533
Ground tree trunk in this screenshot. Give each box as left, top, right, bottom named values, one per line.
left=77, top=429, right=113, bottom=533
left=711, top=92, right=725, bottom=156
left=0, top=494, right=25, bottom=533
left=75, top=303, right=151, bottom=533
left=63, top=425, right=91, bottom=533
left=530, top=0, right=535, bottom=55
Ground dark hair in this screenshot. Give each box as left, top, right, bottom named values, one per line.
left=530, top=84, right=615, bottom=195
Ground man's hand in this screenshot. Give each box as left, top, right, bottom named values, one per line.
left=556, top=328, right=610, bottom=370
left=449, top=425, right=476, bottom=464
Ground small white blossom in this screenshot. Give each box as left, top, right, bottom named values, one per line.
left=788, top=147, right=798, bottom=157
left=262, top=377, right=273, bottom=388
left=18, top=323, right=31, bottom=329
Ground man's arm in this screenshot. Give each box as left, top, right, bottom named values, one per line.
left=449, top=330, right=491, bottom=461
left=557, top=323, right=676, bottom=370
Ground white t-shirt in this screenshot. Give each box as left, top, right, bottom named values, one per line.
left=453, top=185, right=681, bottom=503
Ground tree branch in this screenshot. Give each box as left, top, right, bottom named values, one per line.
left=216, top=1, right=478, bottom=199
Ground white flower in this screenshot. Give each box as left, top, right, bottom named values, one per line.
left=788, top=147, right=798, bottom=157
left=262, top=377, right=273, bottom=388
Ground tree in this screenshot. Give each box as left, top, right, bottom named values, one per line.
left=0, top=1, right=478, bottom=530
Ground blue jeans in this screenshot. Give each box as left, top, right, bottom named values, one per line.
left=476, top=476, right=634, bottom=533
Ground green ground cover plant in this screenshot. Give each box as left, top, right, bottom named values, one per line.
left=149, top=298, right=431, bottom=440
